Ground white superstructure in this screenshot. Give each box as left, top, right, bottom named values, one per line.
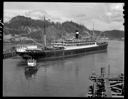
left=16, top=45, right=42, bottom=52
left=64, top=43, right=98, bottom=50
left=27, top=59, right=37, bottom=67
left=51, top=39, right=98, bottom=50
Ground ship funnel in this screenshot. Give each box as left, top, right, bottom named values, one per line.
left=75, top=30, right=79, bottom=39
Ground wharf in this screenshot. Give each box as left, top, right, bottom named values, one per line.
left=3, top=48, right=17, bottom=59
left=87, top=65, right=124, bottom=97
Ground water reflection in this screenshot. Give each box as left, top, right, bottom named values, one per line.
left=3, top=40, right=124, bottom=96
left=24, top=66, right=39, bottom=80
left=75, top=65, right=79, bottom=78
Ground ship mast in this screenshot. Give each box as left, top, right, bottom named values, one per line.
left=43, top=16, right=46, bottom=48
left=104, top=32, right=106, bottom=39
left=93, top=23, right=95, bottom=41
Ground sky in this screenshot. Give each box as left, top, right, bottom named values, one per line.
left=4, top=2, right=124, bottom=31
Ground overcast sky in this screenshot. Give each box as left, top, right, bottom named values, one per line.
left=4, top=2, right=124, bottom=31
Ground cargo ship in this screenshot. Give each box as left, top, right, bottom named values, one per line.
left=15, top=18, right=108, bottom=65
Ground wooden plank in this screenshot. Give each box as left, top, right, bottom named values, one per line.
left=104, top=78, right=112, bottom=97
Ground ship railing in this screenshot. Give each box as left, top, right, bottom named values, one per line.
left=53, top=39, right=96, bottom=43
left=52, top=41, right=96, bottom=47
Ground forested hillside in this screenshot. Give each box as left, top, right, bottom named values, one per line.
left=4, top=15, right=124, bottom=44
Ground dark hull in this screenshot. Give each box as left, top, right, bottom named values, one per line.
left=16, top=42, right=108, bottom=61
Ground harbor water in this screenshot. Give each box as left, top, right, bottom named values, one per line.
left=3, top=40, right=124, bottom=97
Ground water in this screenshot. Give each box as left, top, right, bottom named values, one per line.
left=3, top=40, right=124, bottom=97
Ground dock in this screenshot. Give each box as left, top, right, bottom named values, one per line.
left=3, top=48, right=17, bottom=59
left=87, top=65, right=124, bottom=97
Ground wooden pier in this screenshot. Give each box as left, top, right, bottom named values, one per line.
left=87, top=65, right=124, bottom=97
left=3, top=48, right=17, bottom=59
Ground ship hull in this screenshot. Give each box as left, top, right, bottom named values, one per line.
left=16, top=42, right=108, bottom=61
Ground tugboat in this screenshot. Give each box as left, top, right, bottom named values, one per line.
left=27, top=58, right=37, bottom=67
left=16, top=17, right=108, bottom=65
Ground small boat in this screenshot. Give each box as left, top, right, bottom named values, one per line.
left=27, top=59, right=37, bottom=67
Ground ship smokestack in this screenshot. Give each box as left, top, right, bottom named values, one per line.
left=75, top=30, right=79, bottom=39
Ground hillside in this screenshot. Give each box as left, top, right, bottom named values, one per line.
left=93, top=30, right=124, bottom=40
left=3, top=15, right=124, bottom=44
left=103, top=30, right=124, bottom=40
